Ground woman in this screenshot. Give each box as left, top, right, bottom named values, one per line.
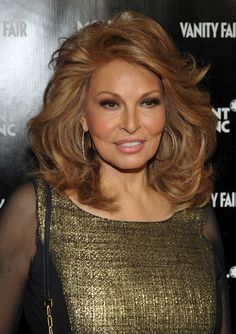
left=0, top=10, right=231, bottom=334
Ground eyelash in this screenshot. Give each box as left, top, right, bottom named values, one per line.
left=100, top=100, right=119, bottom=109
left=99, top=98, right=161, bottom=109
left=142, top=98, right=161, bottom=107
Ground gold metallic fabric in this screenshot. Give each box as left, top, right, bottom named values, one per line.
left=36, top=181, right=216, bottom=333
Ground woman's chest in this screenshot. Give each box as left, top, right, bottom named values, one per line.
left=47, top=212, right=217, bottom=334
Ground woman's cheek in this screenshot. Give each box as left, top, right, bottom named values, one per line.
left=144, top=116, right=166, bottom=135
left=88, top=114, right=116, bottom=140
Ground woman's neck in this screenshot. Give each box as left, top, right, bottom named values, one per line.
left=100, top=162, right=150, bottom=197
left=66, top=162, right=174, bottom=222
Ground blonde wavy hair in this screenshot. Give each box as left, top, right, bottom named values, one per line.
left=27, top=10, right=217, bottom=212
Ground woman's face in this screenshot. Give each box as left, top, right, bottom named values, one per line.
left=81, top=59, right=166, bottom=172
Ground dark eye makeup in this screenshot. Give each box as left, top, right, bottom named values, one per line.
left=142, top=98, right=161, bottom=107
left=99, top=100, right=119, bottom=108
left=99, top=97, right=161, bottom=109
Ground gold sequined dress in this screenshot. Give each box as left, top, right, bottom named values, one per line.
left=24, top=180, right=219, bottom=334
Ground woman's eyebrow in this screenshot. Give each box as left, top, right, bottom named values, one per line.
left=95, top=89, right=162, bottom=98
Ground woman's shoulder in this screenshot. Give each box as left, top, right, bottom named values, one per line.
left=174, top=205, right=207, bottom=225
left=1, top=181, right=36, bottom=222
left=0, top=181, right=38, bottom=263
left=201, top=204, right=224, bottom=252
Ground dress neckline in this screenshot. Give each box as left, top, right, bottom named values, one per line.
left=57, top=189, right=177, bottom=224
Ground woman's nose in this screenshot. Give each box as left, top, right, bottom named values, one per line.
left=119, top=108, right=141, bottom=134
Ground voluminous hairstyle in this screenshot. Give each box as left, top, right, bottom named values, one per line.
left=28, top=10, right=217, bottom=212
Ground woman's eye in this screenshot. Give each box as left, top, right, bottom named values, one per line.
left=142, top=98, right=161, bottom=107
left=100, top=100, right=119, bottom=109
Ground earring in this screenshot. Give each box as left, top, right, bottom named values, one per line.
left=156, top=128, right=177, bottom=162
left=82, top=130, right=86, bottom=160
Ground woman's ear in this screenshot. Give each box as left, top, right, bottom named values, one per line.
left=80, top=114, right=89, bottom=132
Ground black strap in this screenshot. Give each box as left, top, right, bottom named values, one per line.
left=43, top=183, right=52, bottom=302
left=43, top=184, right=54, bottom=334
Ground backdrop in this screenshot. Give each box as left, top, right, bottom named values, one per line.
left=0, top=0, right=235, bottom=332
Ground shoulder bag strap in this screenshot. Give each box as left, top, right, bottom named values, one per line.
left=43, top=183, right=54, bottom=334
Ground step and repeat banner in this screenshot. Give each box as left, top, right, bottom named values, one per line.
left=0, top=0, right=235, bottom=331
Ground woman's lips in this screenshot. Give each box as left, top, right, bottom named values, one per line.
left=114, top=139, right=145, bottom=153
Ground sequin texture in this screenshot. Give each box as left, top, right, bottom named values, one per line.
left=36, top=181, right=216, bottom=333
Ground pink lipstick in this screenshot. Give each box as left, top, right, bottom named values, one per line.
left=114, top=139, right=145, bottom=154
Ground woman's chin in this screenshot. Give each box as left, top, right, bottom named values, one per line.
left=101, top=159, right=148, bottom=173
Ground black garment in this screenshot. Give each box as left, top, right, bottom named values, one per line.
left=23, top=237, right=71, bottom=333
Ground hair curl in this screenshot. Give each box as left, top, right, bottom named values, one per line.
left=27, top=10, right=217, bottom=212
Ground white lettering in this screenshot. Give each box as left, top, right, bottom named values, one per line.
left=212, top=22, right=219, bottom=38
left=212, top=107, right=230, bottom=120
left=180, top=22, right=188, bottom=37
left=193, top=23, right=201, bottom=37
left=217, top=120, right=230, bottom=133
left=3, top=21, right=27, bottom=37
left=212, top=107, right=222, bottom=119
left=220, top=193, right=227, bottom=207
left=180, top=22, right=219, bottom=38
left=225, top=193, right=233, bottom=207
left=0, top=199, right=5, bottom=208
left=7, top=124, right=16, bottom=136
left=211, top=193, right=218, bottom=208
left=0, top=124, right=16, bottom=136
left=221, top=22, right=236, bottom=38
left=221, top=120, right=230, bottom=133
left=180, top=22, right=236, bottom=39
left=221, top=108, right=230, bottom=120
left=211, top=192, right=236, bottom=208
left=220, top=192, right=236, bottom=207
left=212, top=107, right=231, bottom=133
